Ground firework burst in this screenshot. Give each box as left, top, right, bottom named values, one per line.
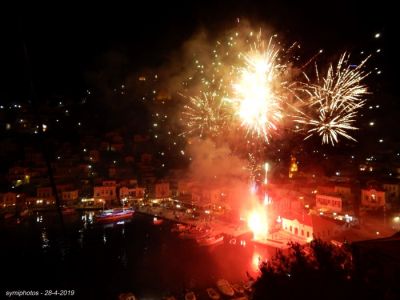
left=225, top=33, right=287, bottom=142
left=181, top=92, right=229, bottom=138
left=294, top=53, right=370, bottom=145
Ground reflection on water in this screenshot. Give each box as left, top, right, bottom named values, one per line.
left=103, top=232, right=107, bottom=244
left=78, top=229, right=84, bottom=248
left=2, top=210, right=275, bottom=299
left=41, top=227, right=50, bottom=249
left=81, top=211, right=94, bottom=228
left=36, top=213, right=43, bottom=223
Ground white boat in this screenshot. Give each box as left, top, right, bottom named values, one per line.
left=206, top=288, right=220, bottom=300
left=243, top=280, right=254, bottom=293
left=171, top=223, right=187, bottom=233
left=216, top=279, right=235, bottom=297
left=153, top=216, right=163, bottom=225
left=118, top=292, right=136, bottom=300
left=179, top=228, right=209, bottom=240
left=197, top=235, right=224, bottom=246
left=232, top=283, right=245, bottom=295
left=185, top=291, right=196, bottom=300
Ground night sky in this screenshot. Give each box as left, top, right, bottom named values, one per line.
left=1, top=1, right=397, bottom=102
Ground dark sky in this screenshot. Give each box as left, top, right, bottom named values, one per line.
left=1, top=0, right=397, bottom=101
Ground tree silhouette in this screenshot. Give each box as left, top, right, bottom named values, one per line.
left=253, top=240, right=363, bottom=300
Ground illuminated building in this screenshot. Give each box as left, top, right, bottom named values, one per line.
left=382, top=181, right=400, bottom=203
left=361, top=188, right=385, bottom=209
left=61, top=190, right=79, bottom=203
left=316, top=194, right=343, bottom=213
left=119, top=186, right=145, bottom=199
left=37, top=187, right=53, bottom=199
left=155, top=182, right=170, bottom=198
left=94, top=186, right=117, bottom=202
left=281, top=212, right=313, bottom=242
left=1, top=192, right=17, bottom=207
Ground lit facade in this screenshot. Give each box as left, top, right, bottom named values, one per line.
left=61, top=190, right=79, bottom=202
left=281, top=214, right=313, bottom=242
left=37, top=187, right=53, bottom=199
left=361, top=188, right=385, bottom=208
left=155, top=182, right=170, bottom=198
left=316, top=194, right=343, bottom=213
left=119, top=186, right=145, bottom=199
left=93, top=186, right=117, bottom=202
left=1, top=192, right=17, bottom=207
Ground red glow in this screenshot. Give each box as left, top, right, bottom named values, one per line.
left=251, top=251, right=265, bottom=272
left=247, top=205, right=268, bottom=241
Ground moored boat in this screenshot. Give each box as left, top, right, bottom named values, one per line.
left=197, top=234, right=224, bottom=246
left=95, top=208, right=134, bottom=223
left=216, top=279, right=235, bottom=297
left=242, top=280, right=254, bottom=293
left=185, top=291, right=196, bottom=300
left=3, top=212, right=14, bottom=220
left=232, top=283, right=245, bottom=295
left=206, top=288, right=220, bottom=300
left=162, top=296, right=177, bottom=300
left=171, top=223, right=187, bottom=233
left=179, top=228, right=209, bottom=240
left=153, top=217, right=163, bottom=225
left=118, top=292, right=136, bottom=300
left=62, top=207, right=76, bottom=215
left=20, top=209, right=29, bottom=217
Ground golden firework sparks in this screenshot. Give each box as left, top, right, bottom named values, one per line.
left=181, top=92, right=229, bottom=138
left=224, top=33, right=287, bottom=142
left=294, top=53, right=370, bottom=145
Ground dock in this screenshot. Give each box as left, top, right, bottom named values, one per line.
left=135, top=205, right=252, bottom=239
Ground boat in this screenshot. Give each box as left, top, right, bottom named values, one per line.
left=206, top=288, right=220, bottom=300
left=20, top=209, right=29, bottom=217
left=118, top=292, right=136, bottom=300
left=197, top=235, right=224, bottom=246
left=242, top=280, right=254, bottom=293
left=179, top=228, right=209, bottom=240
left=62, top=207, right=76, bottom=215
left=3, top=213, right=14, bottom=220
left=95, top=208, right=134, bottom=223
left=153, top=217, right=163, bottom=225
left=232, top=283, right=245, bottom=295
left=162, top=296, right=177, bottom=300
left=185, top=291, right=196, bottom=300
left=171, top=223, right=187, bottom=233
left=216, top=279, right=235, bottom=297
